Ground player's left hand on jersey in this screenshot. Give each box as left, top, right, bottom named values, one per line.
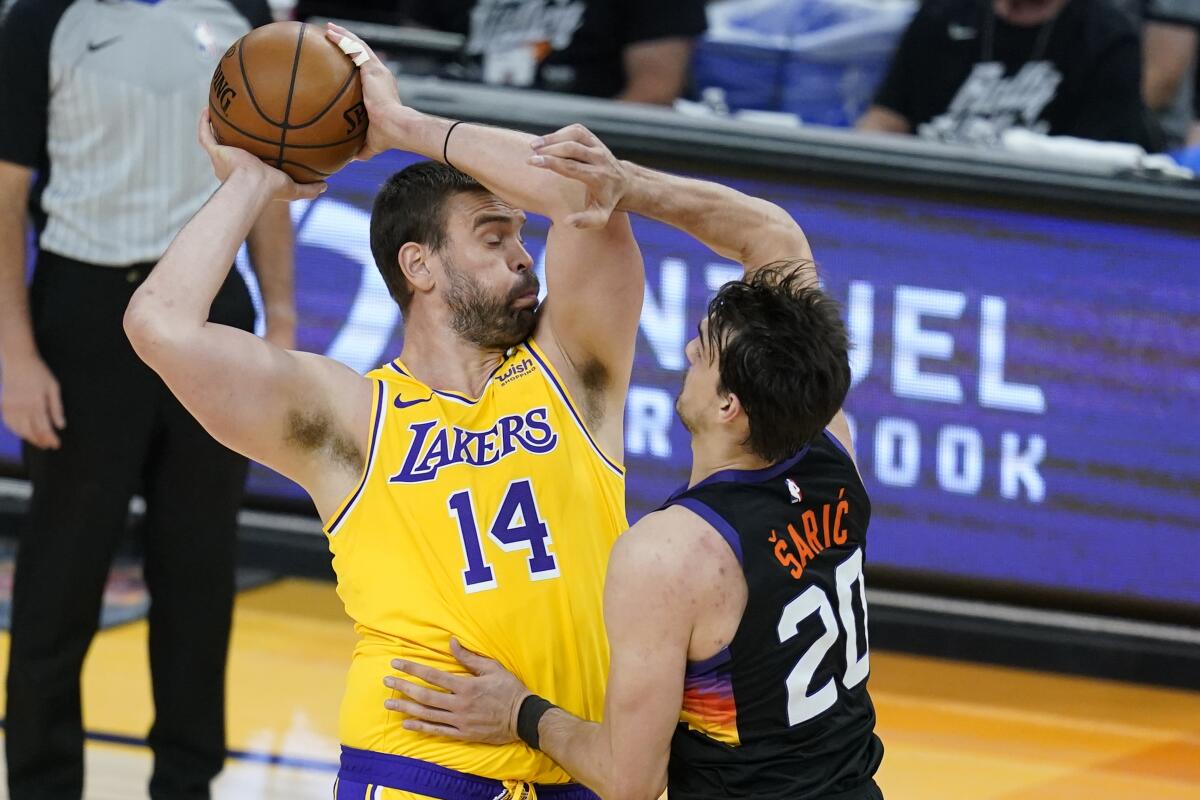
left=198, top=110, right=327, bottom=202
left=529, top=124, right=629, bottom=229
left=384, top=638, right=530, bottom=745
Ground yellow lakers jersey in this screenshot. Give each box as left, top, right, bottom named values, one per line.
left=323, top=338, right=627, bottom=784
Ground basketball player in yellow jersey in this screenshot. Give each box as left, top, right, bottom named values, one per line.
left=124, top=24, right=643, bottom=800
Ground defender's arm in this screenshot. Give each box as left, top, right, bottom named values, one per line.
left=531, top=127, right=855, bottom=459
left=530, top=512, right=698, bottom=800
left=618, top=161, right=813, bottom=281
left=529, top=126, right=812, bottom=280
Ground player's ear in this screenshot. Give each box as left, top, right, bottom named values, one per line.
left=399, top=242, right=434, bottom=293
left=718, top=391, right=743, bottom=424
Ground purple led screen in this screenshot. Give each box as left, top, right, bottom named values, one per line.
left=2, top=151, right=1197, bottom=606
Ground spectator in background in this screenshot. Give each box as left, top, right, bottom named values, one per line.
left=1136, top=0, right=1198, bottom=150
left=857, top=0, right=1158, bottom=149
left=404, top=0, right=709, bottom=104
left=0, top=1, right=294, bottom=798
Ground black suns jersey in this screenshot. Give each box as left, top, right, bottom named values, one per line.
left=662, top=429, right=884, bottom=800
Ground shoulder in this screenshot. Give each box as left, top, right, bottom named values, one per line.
left=364, top=359, right=407, bottom=385
left=610, top=505, right=739, bottom=591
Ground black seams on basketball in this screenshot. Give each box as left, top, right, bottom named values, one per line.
left=209, top=21, right=368, bottom=183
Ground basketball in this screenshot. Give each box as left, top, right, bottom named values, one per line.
left=208, top=22, right=368, bottom=183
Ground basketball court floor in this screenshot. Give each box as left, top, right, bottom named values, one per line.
left=1, top=578, right=1197, bottom=799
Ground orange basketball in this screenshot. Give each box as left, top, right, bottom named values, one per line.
left=208, top=22, right=368, bottom=183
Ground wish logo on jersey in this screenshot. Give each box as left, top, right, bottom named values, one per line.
left=389, top=408, right=559, bottom=483
left=496, top=358, right=537, bottom=386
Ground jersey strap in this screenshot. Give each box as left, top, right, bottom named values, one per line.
left=323, top=379, right=387, bottom=536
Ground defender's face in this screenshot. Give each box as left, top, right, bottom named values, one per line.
left=433, top=191, right=539, bottom=349
left=993, top=0, right=1067, bottom=26
left=676, top=321, right=723, bottom=435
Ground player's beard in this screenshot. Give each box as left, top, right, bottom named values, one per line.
left=444, top=258, right=539, bottom=350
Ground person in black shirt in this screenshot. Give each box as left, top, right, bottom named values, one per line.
left=405, top=0, right=708, bottom=104
left=382, top=124, right=884, bottom=800
left=857, top=0, right=1155, bottom=148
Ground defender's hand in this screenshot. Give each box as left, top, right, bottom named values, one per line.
left=529, top=124, right=630, bottom=229
left=0, top=351, right=64, bottom=450
left=198, top=110, right=326, bottom=202
left=384, top=638, right=531, bottom=745
left=324, top=22, right=403, bottom=162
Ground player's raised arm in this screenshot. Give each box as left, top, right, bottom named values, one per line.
left=124, top=114, right=371, bottom=521
left=326, top=25, right=645, bottom=438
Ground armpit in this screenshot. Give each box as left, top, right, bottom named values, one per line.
left=286, top=408, right=362, bottom=473
left=577, top=357, right=610, bottom=428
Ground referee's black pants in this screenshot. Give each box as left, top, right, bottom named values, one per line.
left=6, top=251, right=254, bottom=800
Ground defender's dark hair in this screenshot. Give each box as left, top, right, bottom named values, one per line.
left=369, top=161, right=485, bottom=312
left=704, top=262, right=851, bottom=462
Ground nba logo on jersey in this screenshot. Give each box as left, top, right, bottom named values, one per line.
left=786, top=478, right=802, bottom=504
left=194, top=22, right=220, bottom=58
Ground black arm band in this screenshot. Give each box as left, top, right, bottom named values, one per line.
left=516, top=694, right=556, bottom=751
left=443, top=120, right=466, bottom=169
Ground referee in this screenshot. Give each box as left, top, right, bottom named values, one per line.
left=0, top=1, right=293, bottom=798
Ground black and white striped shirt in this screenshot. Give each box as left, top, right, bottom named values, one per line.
left=0, top=0, right=272, bottom=267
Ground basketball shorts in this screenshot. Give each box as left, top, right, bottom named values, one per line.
left=334, top=747, right=597, bottom=800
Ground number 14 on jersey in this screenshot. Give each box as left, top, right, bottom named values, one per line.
left=448, top=479, right=559, bottom=592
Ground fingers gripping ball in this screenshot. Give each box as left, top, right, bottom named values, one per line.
left=209, top=21, right=368, bottom=183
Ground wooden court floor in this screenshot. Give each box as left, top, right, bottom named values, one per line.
left=1, top=578, right=1198, bottom=799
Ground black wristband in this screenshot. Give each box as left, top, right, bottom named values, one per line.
left=516, top=694, right=555, bottom=751
left=443, top=120, right=465, bottom=169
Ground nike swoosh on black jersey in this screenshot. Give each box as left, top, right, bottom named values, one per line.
left=87, top=36, right=122, bottom=53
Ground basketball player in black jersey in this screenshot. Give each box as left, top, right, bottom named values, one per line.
left=382, top=124, right=885, bottom=800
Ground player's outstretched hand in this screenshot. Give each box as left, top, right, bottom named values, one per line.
left=384, top=638, right=530, bottom=746
left=198, top=110, right=326, bottom=202
left=324, top=22, right=402, bottom=162
left=529, top=123, right=630, bottom=229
